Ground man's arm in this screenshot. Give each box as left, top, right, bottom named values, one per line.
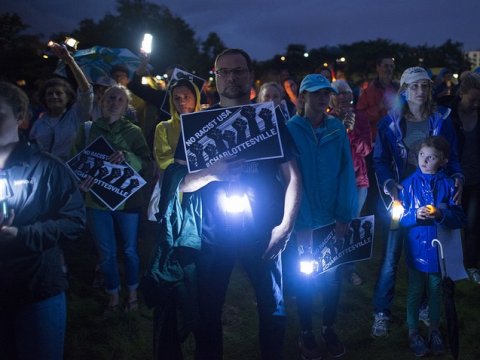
left=178, top=157, right=245, bottom=193
left=263, top=158, right=302, bottom=259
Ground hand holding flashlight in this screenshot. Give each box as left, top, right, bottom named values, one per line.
left=48, top=41, right=74, bottom=63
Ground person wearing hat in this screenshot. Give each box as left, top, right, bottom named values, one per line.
left=287, top=74, right=357, bottom=359
left=371, top=66, right=464, bottom=338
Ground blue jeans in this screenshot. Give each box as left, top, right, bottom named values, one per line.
left=0, top=292, right=66, bottom=360
left=87, top=208, right=140, bottom=293
left=194, top=241, right=286, bottom=360
left=373, top=227, right=404, bottom=316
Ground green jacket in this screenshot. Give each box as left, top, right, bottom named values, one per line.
left=85, top=116, right=151, bottom=210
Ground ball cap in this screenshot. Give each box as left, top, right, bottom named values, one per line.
left=400, top=67, right=432, bottom=87
left=300, top=74, right=338, bottom=94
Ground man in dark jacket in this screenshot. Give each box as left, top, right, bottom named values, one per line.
left=0, top=81, right=86, bottom=360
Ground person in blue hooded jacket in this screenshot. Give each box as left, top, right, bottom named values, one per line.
left=287, top=74, right=357, bottom=359
left=399, top=136, right=465, bottom=357
left=371, top=67, right=464, bottom=338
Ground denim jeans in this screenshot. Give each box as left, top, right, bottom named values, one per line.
left=373, top=227, right=404, bottom=316
left=0, top=292, right=66, bottom=360
left=194, top=241, right=286, bottom=360
left=87, top=208, right=140, bottom=293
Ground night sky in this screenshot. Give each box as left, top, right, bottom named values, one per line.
left=3, top=0, right=479, bottom=61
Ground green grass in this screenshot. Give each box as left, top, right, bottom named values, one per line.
left=63, top=222, right=480, bottom=359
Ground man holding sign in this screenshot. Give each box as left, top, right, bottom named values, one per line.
left=174, top=49, right=301, bottom=360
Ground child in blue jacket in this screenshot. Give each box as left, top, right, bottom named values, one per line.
left=399, top=136, right=465, bottom=357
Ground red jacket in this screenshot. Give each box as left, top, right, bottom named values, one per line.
left=356, top=79, right=398, bottom=139
left=330, top=110, right=372, bottom=188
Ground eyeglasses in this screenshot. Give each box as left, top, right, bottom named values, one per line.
left=215, top=68, right=249, bottom=78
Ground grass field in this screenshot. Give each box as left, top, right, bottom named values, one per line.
left=63, top=221, right=480, bottom=359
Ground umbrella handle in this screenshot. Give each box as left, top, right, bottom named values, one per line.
left=432, top=239, right=444, bottom=259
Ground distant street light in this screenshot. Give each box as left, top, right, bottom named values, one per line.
left=280, top=56, right=286, bottom=61
left=323, top=62, right=329, bottom=67
left=304, top=52, right=309, bottom=58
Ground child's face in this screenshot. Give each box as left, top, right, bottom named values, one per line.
left=417, top=146, right=446, bottom=174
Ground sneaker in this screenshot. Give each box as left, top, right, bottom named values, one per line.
left=322, top=327, right=346, bottom=358
left=419, top=305, right=430, bottom=327
left=427, top=330, right=445, bottom=355
left=298, top=331, right=323, bottom=360
left=371, top=312, right=389, bottom=337
left=409, top=332, right=429, bottom=357
left=467, top=268, right=480, bottom=284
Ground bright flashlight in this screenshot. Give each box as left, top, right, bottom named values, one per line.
left=0, top=174, right=13, bottom=220
left=220, top=193, right=249, bottom=213
left=141, top=33, right=153, bottom=54
left=390, top=200, right=404, bottom=230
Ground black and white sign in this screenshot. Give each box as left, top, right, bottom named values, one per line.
left=67, top=136, right=146, bottom=210
left=180, top=102, right=284, bottom=172
left=310, top=215, right=375, bottom=275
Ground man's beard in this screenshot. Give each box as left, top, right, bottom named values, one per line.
left=221, top=85, right=249, bottom=100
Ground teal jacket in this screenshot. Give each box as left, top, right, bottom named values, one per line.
left=287, top=114, right=357, bottom=230
left=141, top=163, right=202, bottom=342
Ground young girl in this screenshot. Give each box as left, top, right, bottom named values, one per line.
left=399, top=136, right=465, bottom=357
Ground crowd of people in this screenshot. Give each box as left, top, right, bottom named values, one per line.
left=0, top=41, right=479, bottom=360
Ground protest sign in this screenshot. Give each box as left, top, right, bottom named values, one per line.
left=180, top=102, right=284, bottom=172
left=67, top=136, right=146, bottom=210
left=160, top=68, right=206, bottom=116
left=309, top=215, right=375, bottom=275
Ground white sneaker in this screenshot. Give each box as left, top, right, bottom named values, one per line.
left=371, top=312, right=389, bottom=337
left=419, top=305, right=430, bottom=327
left=467, top=268, right=480, bottom=285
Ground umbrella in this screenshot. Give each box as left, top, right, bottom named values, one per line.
left=54, top=46, right=150, bottom=83
left=432, top=239, right=459, bottom=360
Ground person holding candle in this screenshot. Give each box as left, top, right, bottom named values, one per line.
left=398, top=136, right=465, bottom=356
left=371, top=67, right=463, bottom=337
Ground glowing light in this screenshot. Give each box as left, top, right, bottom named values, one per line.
left=0, top=175, right=13, bottom=219
left=47, top=41, right=54, bottom=47
left=209, top=77, right=214, bottom=81
left=64, top=37, right=79, bottom=50
left=323, top=62, right=328, bottom=67
left=42, top=54, right=49, bottom=59
left=339, top=57, right=346, bottom=62
left=141, top=33, right=153, bottom=54
left=304, top=52, right=309, bottom=58
left=141, top=77, right=148, bottom=85
left=155, top=75, right=162, bottom=80
left=280, top=56, right=286, bottom=61
left=390, top=200, right=404, bottom=230
left=453, top=73, right=459, bottom=79
left=163, top=73, right=168, bottom=79
left=300, top=259, right=318, bottom=275
left=220, top=194, right=250, bottom=213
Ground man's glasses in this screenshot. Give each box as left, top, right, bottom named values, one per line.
left=215, top=68, right=249, bottom=78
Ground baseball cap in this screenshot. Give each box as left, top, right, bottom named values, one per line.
left=299, top=74, right=338, bottom=94
left=400, top=67, right=432, bottom=87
